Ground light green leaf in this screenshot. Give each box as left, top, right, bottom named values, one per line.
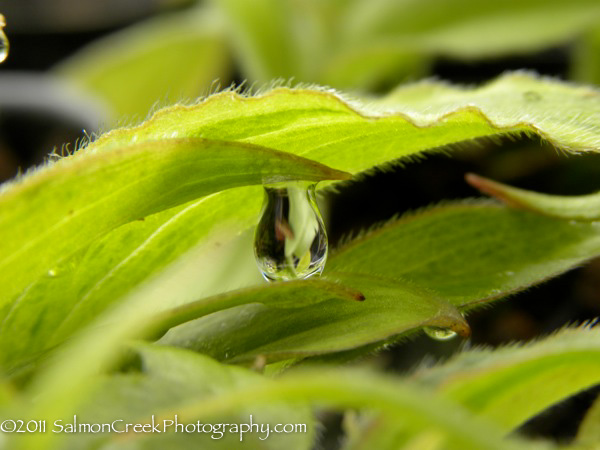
left=143, top=365, right=536, bottom=450
left=328, top=202, right=600, bottom=307
left=572, top=26, right=600, bottom=86
left=466, top=173, right=600, bottom=221
left=210, top=0, right=301, bottom=82
left=10, top=345, right=314, bottom=450
left=159, top=272, right=469, bottom=363
left=415, top=325, right=600, bottom=432
left=0, top=193, right=262, bottom=375
left=0, top=138, right=349, bottom=307
left=213, top=0, right=600, bottom=89
left=341, top=0, right=600, bottom=59
left=575, top=387, right=600, bottom=448
left=54, top=9, right=231, bottom=120
left=144, top=277, right=365, bottom=340
left=89, top=73, right=600, bottom=160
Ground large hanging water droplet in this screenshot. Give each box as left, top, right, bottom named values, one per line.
left=0, top=15, right=8, bottom=63
left=254, top=181, right=327, bottom=282
left=424, top=326, right=458, bottom=341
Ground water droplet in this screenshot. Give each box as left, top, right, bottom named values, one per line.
left=505, top=270, right=515, bottom=276
left=0, top=15, right=9, bottom=63
left=254, top=181, right=327, bottom=282
left=47, top=269, right=57, bottom=277
left=424, top=326, right=457, bottom=341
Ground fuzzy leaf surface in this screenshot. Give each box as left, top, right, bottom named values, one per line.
left=159, top=273, right=469, bottom=363
left=328, top=202, right=600, bottom=307
left=466, top=173, right=600, bottom=221
left=415, top=326, right=600, bottom=431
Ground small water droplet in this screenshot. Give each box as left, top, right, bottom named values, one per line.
left=0, top=15, right=9, bottom=63
left=424, top=326, right=457, bottom=341
left=47, top=269, right=57, bottom=277
left=254, top=181, right=327, bottom=282
left=505, top=270, right=515, bottom=276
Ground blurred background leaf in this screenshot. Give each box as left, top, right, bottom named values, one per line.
left=54, top=8, right=231, bottom=121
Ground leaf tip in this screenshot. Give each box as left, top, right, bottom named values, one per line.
left=465, top=173, right=520, bottom=208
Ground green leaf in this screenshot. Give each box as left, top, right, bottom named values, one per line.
left=0, top=138, right=349, bottom=307
left=88, top=72, right=600, bottom=160
left=210, top=0, right=301, bottom=82
left=575, top=387, right=600, bottom=448
left=0, top=193, right=262, bottom=375
left=140, top=364, right=536, bottom=450
left=11, top=345, right=314, bottom=450
left=572, top=26, right=600, bottom=86
left=54, top=9, right=231, bottom=120
left=328, top=201, right=600, bottom=307
left=340, top=0, right=600, bottom=59
left=414, top=325, right=600, bottom=432
left=16, top=237, right=275, bottom=450
left=2, top=72, right=599, bottom=371
left=144, top=277, right=365, bottom=340
left=213, top=0, right=600, bottom=89
left=466, top=173, right=600, bottom=221
left=159, top=272, right=469, bottom=363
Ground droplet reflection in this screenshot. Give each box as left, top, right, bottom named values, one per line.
left=424, top=326, right=458, bottom=341
left=254, top=182, right=327, bottom=282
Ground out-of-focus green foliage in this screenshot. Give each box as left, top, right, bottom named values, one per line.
left=416, top=325, right=600, bottom=431
left=55, top=9, right=231, bottom=120
left=212, top=0, right=600, bottom=89
left=572, top=26, right=600, bottom=86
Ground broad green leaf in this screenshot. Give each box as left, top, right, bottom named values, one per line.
left=341, top=0, right=600, bottom=59
left=88, top=73, right=600, bottom=159
left=414, top=325, right=600, bottom=432
left=11, top=345, right=314, bottom=450
left=17, top=237, right=271, bottom=450
left=466, top=173, right=600, bottom=221
left=55, top=9, right=231, bottom=120
left=159, top=272, right=469, bottom=363
left=142, top=366, right=536, bottom=450
left=0, top=192, right=263, bottom=375
left=0, top=138, right=349, bottom=306
left=0, top=248, right=361, bottom=374
left=144, top=277, right=365, bottom=340
left=328, top=202, right=600, bottom=307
